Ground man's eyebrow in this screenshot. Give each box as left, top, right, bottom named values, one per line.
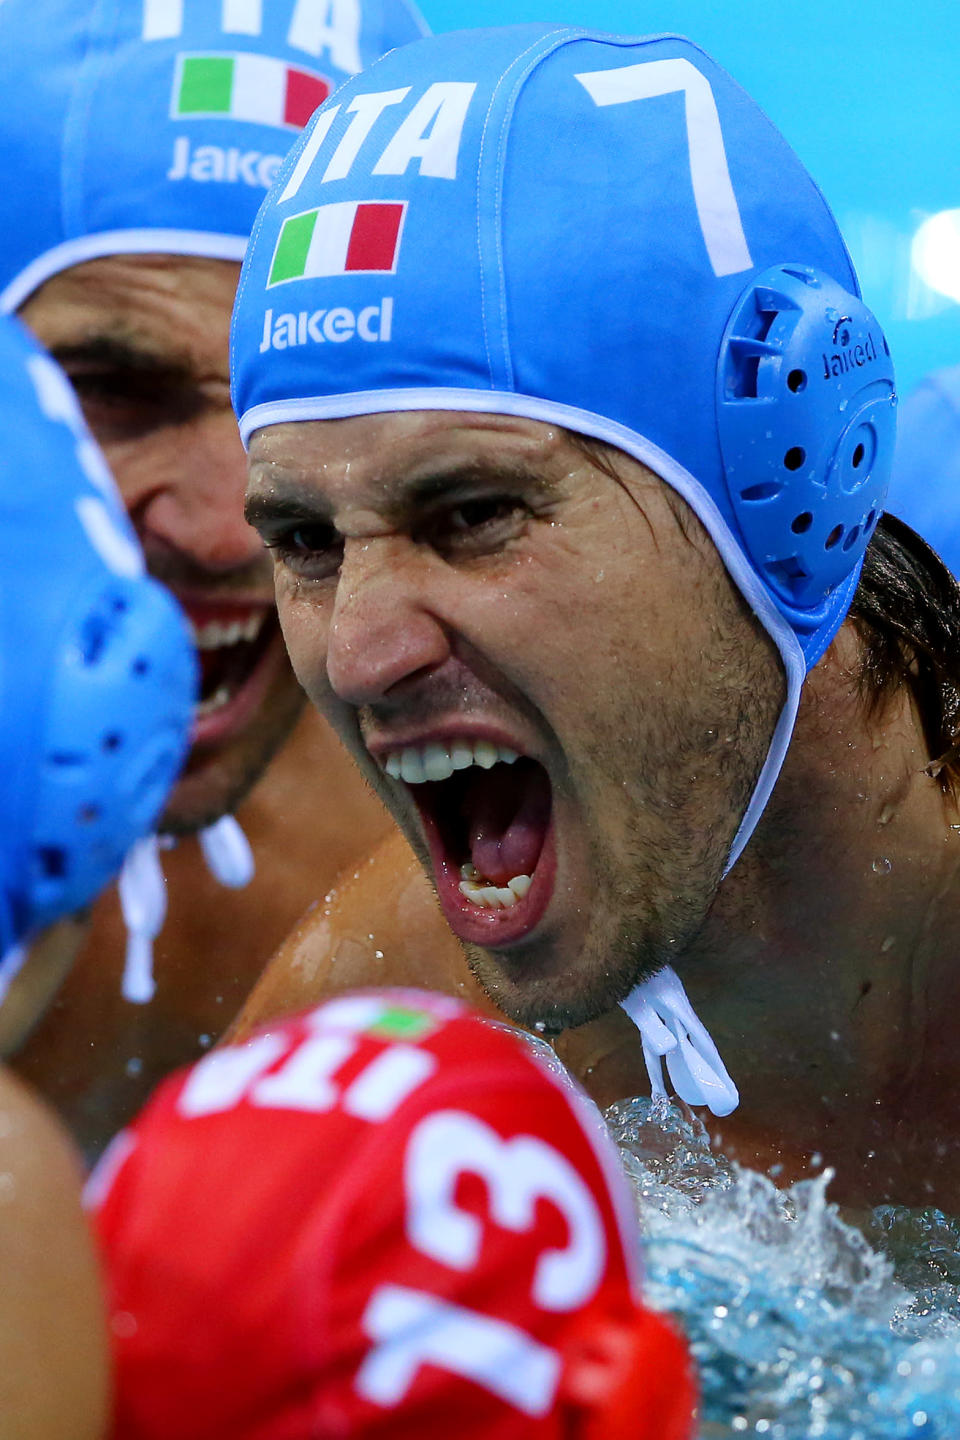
left=244, top=456, right=554, bottom=529
left=49, top=335, right=195, bottom=385
left=244, top=483, right=332, bottom=529
left=401, top=458, right=555, bottom=506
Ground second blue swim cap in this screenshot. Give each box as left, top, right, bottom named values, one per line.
left=231, top=25, right=897, bottom=866
left=0, top=316, right=196, bottom=957
left=0, top=0, right=428, bottom=311
left=886, top=365, right=960, bottom=576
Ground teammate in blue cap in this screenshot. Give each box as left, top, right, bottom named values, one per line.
left=0, top=311, right=194, bottom=1440
left=232, top=25, right=960, bottom=1208
left=886, top=364, right=960, bottom=576
left=0, top=0, right=431, bottom=1157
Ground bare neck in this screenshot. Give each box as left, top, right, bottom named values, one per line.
left=680, top=626, right=960, bottom=1205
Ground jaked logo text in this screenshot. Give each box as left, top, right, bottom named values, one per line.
left=168, top=136, right=283, bottom=188
left=259, top=299, right=393, bottom=351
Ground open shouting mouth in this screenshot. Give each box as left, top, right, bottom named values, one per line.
left=377, top=737, right=556, bottom=946
left=184, top=601, right=285, bottom=747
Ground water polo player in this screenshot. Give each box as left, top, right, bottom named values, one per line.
left=233, top=26, right=960, bottom=1207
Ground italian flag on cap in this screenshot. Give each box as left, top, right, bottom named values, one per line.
left=269, top=202, right=407, bottom=286
left=172, top=53, right=330, bottom=130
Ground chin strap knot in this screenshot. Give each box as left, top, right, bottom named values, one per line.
left=0, top=943, right=29, bottom=1009
left=118, top=835, right=166, bottom=1005
left=118, top=816, right=256, bottom=1006
left=197, top=814, right=256, bottom=889
left=620, top=965, right=739, bottom=1117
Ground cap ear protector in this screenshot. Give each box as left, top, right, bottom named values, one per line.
left=0, top=328, right=196, bottom=958
left=718, top=264, right=896, bottom=612
left=18, top=576, right=195, bottom=947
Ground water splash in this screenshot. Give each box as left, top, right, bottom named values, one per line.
left=607, top=1096, right=960, bottom=1436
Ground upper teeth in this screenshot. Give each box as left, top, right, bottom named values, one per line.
left=383, top=740, right=520, bottom=784
left=190, top=614, right=266, bottom=651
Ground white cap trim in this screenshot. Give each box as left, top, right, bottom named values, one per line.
left=1, top=229, right=249, bottom=313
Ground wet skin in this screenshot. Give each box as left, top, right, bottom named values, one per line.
left=246, top=412, right=783, bottom=1033
left=20, top=255, right=300, bottom=833
left=13, top=256, right=394, bottom=1153
left=0, top=1065, right=107, bottom=1440
left=244, top=412, right=960, bottom=1209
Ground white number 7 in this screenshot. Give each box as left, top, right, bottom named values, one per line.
left=575, top=58, right=753, bottom=279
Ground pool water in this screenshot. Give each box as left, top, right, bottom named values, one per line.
left=606, top=1097, right=960, bottom=1438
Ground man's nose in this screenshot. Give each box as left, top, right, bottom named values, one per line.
left=325, top=537, right=452, bottom=707
left=128, top=412, right=265, bottom=576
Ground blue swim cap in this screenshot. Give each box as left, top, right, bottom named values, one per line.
left=231, top=25, right=897, bottom=867
left=0, top=316, right=197, bottom=958
left=886, top=365, right=960, bottom=576
left=0, top=0, right=428, bottom=312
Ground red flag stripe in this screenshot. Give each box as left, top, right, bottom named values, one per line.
left=283, top=68, right=331, bottom=129
left=344, top=203, right=405, bottom=273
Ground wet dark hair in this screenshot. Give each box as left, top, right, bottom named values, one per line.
left=567, top=431, right=960, bottom=792
left=850, top=513, right=960, bottom=795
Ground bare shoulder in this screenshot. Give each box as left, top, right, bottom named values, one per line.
left=229, top=829, right=495, bottom=1040
left=0, top=1068, right=108, bottom=1440
left=229, top=832, right=653, bottom=1109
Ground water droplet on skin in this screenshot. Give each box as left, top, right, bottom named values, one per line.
left=872, top=857, right=892, bottom=874
left=534, top=1021, right=548, bottom=1034
left=374, top=950, right=384, bottom=960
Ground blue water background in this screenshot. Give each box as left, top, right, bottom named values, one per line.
left=416, top=0, right=960, bottom=400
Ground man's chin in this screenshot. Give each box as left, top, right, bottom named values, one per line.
left=460, top=939, right=640, bottom=1037
left=160, top=684, right=306, bottom=837
left=159, top=764, right=241, bottom=836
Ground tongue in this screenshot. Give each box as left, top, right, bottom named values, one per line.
left=467, top=761, right=551, bottom=886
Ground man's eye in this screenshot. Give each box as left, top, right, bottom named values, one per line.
left=66, top=371, right=205, bottom=438
left=429, top=496, right=529, bottom=554
left=265, top=525, right=342, bottom=578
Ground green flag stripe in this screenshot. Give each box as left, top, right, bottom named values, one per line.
left=177, top=56, right=235, bottom=115
left=269, top=210, right=320, bottom=286
left=369, top=1007, right=438, bottom=1041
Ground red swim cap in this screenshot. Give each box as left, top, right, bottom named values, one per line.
left=89, top=990, right=696, bottom=1439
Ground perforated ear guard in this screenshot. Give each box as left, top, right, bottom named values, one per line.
left=17, top=574, right=195, bottom=946
left=718, top=264, right=896, bottom=612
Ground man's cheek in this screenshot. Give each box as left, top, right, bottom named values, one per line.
left=274, top=597, right=325, bottom=694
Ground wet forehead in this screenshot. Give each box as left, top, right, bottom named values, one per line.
left=20, top=254, right=241, bottom=372
left=246, top=411, right=574, bottom=519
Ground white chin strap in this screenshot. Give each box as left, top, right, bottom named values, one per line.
left=621, top=966, right=739, bottom=1117
left=0, top=942, right=29, bottom=1009
left=117, top=815, right=255, bottom=1005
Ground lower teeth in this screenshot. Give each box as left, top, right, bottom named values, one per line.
left=459, top=862, right=532, bottom=910
left=195, top=684, right=232, bottom=718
